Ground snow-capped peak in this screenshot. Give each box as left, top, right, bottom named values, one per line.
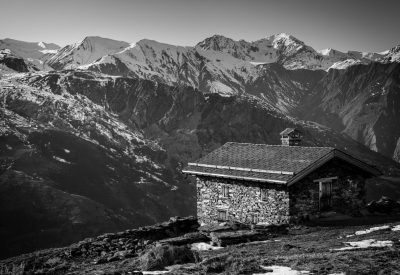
left=38, top=42, right=46, bottom=48
left=381, top=45, right=400, bottom=62
left=379, top=50, right=390, bottom=55
left=318, top=48, right=347, bottom=59
left=319, top=48, right=333, bottom=56
left=46, top=36, right=130, bottom=69
left=196, top=34, right=239, bottom=52
left=271, top=32, right=296, bottom=41
left=76, top=36, right=129, bottom=52
left=266, top=33, right=305, bottom=47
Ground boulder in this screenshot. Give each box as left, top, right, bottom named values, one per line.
left=210, top=230, right=272, bottom=247
left=159, top=232, right=210, bottom=246
left=367, top=196, right=400, bottom=214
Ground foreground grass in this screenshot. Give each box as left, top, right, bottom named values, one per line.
left=173, top=223, right=400, bottom=274
left=1, top=221, right=400, bottom=274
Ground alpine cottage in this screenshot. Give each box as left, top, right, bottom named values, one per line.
left=182, top=128, right=380, bottom=225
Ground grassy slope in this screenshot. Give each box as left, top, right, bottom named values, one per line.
left=195, top=222, right=400, bottom=275
left=1, top=219, right=400, bottom=274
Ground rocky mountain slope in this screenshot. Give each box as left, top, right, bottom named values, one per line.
left=297, top=62, right=400, bottom=162
left=0, top=72, right=195, bottom=258
left=0, top=49, right=29, bottom=73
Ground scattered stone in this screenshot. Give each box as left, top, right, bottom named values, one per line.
left=191, top=242, right=223, bottom=251
left=367, top=196, right=400, bottom=214
left=139, top=244, right=198, bottom=271
left=210, top=230, right=272, bottom=246
left=159, top=232, right=209, bottom=246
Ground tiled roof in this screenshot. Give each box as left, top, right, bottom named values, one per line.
left=194, top=143, right=333, bottom=174
left=182, top=142, right=380, bottom=185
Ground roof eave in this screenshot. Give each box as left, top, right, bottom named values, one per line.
left=182, top=169, right=287, bottom=184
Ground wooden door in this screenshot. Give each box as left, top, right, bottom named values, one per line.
left=319, top=181, right=332, bottom=211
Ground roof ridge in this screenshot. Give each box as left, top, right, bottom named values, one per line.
left=224, top=142, right=334, bottom=149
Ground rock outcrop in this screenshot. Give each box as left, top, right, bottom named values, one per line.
left=0, top=49, right=29, bottom=72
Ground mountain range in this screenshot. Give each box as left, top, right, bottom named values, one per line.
left=0, top=33, right=399, bottom=258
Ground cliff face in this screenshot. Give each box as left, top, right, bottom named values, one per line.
left=298, top=62, right=400, bottom=162
left=0, top=49, right=29, bottom=73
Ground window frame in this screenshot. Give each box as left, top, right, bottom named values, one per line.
left=222, top=185, right=229, bottom=198
left=217, top=209, right=227, bottom=221
left=196, top=186, right=202, bottom=200
left=251, top=213, right=259, bottom=224
left=260, top=188, right=268, bottom=201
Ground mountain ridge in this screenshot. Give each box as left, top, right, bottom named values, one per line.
left=2, top=34, right=398, bottom=75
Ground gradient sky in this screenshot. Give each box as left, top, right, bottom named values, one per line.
left=1, top=0, right=399, bottom=52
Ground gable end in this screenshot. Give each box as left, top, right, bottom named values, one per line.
left=287, top=149, right=381, bottom=186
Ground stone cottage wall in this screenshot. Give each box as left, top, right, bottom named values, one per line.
left=196, top=176, right=289, bottom=225
left=289, top=159, right=368, bottom=222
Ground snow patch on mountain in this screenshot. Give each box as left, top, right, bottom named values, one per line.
left=207, top=81, right=235, bottom=96
left=250, top=61, right=268, bottom=66
left=328, top=59, right=363, bottom=70
left=39, top=49, right=58, bottom=54
left=382, top=45, right=400, bottom=62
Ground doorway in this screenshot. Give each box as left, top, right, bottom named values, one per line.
left=319, top=181, right=333, bottom=211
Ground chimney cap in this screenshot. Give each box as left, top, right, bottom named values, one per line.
left=281, top=128, right=301, bottom=146
left=280, top=128, right=300, bottom=136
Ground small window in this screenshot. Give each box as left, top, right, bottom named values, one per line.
left=251, top=213, right=259, bottom=224
left=217, top=210, right=227, bottom=221
left=222, top=185, right=229, bottom=198
left=197, top=186, right=202, bottom=200
left=260, top=188, right=268, bottom=201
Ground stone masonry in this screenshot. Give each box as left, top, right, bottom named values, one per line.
left=196, top=177, right=290, bottom=225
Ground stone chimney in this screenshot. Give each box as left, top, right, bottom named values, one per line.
left=280, top=128, right=301, bottom=146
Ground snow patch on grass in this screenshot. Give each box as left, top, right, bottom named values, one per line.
left=333, top=239, right=393, bottom=251
left=254, top=265, right=310, bottom=275
left=191, top=242, right=223, bottom=251
left=141, top=271, right=170, bottom=275
left=392, top=225, right=400, bottom=231
left=346, top=225, right=390, bottom=237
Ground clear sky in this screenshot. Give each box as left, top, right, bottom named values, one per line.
left=1, top=0, right=399, bottom=52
